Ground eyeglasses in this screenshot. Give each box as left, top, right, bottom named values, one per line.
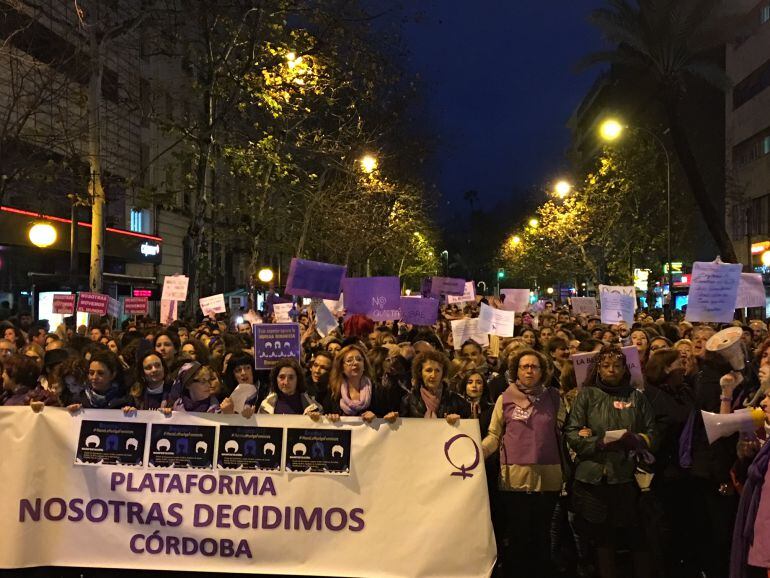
left=344, top=357, right=364, bottom=365
left=519, top=364, right=541, bottom=371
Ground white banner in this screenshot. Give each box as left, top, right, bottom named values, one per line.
left=0, top=408, right=495, bottom=577
left=447, top=281, right=476, bottom=304
left=199, top=294, right=227, bottom=316
left=161, top=275, right=189, bottom=302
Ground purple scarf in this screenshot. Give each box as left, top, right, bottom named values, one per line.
left=340, top=377, right=372, bottom=416
left=730, top=440, right=770, bottom=578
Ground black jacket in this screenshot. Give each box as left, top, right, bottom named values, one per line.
left=320, top=381, right=402, bottom=417
left=400, top=384, right=471, bottom=419
left=644, top=382, right=695, bottom=480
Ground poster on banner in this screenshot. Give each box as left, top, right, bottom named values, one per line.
left=599, top=288, right=635, bottom=324
left=399, top=297, right=439, bottom=326
left=0, top=408, right=495, bottom=577
left=735, top=273, right=766, bottom=309
left=75, top=420, right=147, bottom=466
left=598, top=285, right=637, bottom=310
left=52, top=294, right=76, bottom=314
left=107, top=296, right=121, bottom=318
left=447, top=281, right=476, bottom=304
left=148, top=423, right=216, bottom=469
left=273, top=302, right=293, bottom=323
left=161, top=275, right=189, bottom=302
left=451, top=318, right=490, bottom=349
left=77, top=292, right=109, bottom=315
left=285, top=258, right=346, bottom=300
left=429, top=277, right=467, bottom=296
left=685, top=260, right=743, bottom=323
left=199, top=294, right=226, bottom=316
left=285, top=428, right=352, bottom=475
left=570, top=346, right=643, bottom=388
left=499, top=289, right=530, bottom=312
left=123, top=297, right=148, bottom=316
left=160, top=299, right=178, bottom=325
left=571, top=297, right=598, bottom=316
left=216, top=426, right=283, bottom=471
left=253, top=323, right=301, bottom=369
left=342, top=277, right=401, bottom=321
left=312, top=300, right=339, bottom=337
left=477, top=303, right=515, bottom=337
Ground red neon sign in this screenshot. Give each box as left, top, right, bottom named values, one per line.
left=133, top=289, right=153, bottom=297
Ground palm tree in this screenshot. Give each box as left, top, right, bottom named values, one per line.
left=583, top=0, right=738, bottom=262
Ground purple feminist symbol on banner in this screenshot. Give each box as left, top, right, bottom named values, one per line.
left=444, top=434, right=480, bottom=480
left=285, top=258, right=346, bottom=300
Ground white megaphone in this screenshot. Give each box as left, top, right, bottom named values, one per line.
left=701, top=407, right=765, bottom=444
left=705, top=327, right=746, bottom=371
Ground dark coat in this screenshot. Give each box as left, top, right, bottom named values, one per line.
left=400, top=384, right=471, bottom=419
left=319, top=380, right=402, bottom=417
left=644, top=382, right=695, bottom=480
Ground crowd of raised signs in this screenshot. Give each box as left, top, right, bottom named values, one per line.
left=1, top=287, right=770, bottom=578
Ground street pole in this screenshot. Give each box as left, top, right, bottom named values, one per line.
left=70, top=201, right=78, bottom=288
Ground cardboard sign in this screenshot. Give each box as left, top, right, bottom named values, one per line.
left=685, top=260, right=743, bottom=323
left=313, top=300, right=339, bottom=337
left=77, top=292, right=109, bottom=315
left=598, top=285, right=636, bottom=310
left=123, top=297, right=148, bottom=315
left=430, top=277, right=467, bottom=296
left=52, top=294, right=76, bottom=315
left=161, top=275, right=189, bottom=302
left=400, top=297, right=439, bottom=326
left=447, top=281, right=476, bottom=304
left=735, top=272, right=766, bottom=309
left=285, top=258, right=346, bottom=300
left=571, top=297, right=598, bottom=316
left=477, top=303, right=515, bottom=337
left=599, top=286, right=635, bottom=324
left=450, top=318, right=489, bottom=350
left=107, top=296, right=121, bottom=318
left=160, top=299, right=178, bottom=325
left=342, top=277, right=401, bottom=321
left=199, top=294, right=226, bottom=316
left=273, top=302, right=293, bottom=323
left=499, top=289, right=530, bottom=312
left=253, top=323, right=302, bottom=369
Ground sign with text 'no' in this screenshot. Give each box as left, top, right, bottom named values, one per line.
left=342, top=277, right=401, bottom=321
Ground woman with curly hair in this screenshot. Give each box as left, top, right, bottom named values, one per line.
left=400, top=350, right=470, bottom=423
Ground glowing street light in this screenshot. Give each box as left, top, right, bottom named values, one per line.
left=28, top=222, right=57, bottom=248
left=257, top=267, right=274, bottom=283
left=512, top=235, right=521, bottom=245
left=762, top=250, right=770, bottom=267
left=360, top=155, right=378, bottom=174
left=528, top=218, right=539, bottom=229
left=554, top=180, right=572, bottom=199
left=599, top=118, right=624, bottom=142
left=546, top=287, right=554, bottom=295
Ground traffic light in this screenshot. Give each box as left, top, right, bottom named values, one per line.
left=497, top=268, right=505, bottom=280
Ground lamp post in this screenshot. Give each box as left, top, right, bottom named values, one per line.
left=554, top=180, right=572, bottom=199
left=28, top=222, right=57, bottom=248
left=600, top=118, right=672, bottom=315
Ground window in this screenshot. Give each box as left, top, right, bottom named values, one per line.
left=130, top=208, right=151, bottom=234
left=734, top=58, right=770, bottom=109
left=733, top=127, right=770, bottom=167
left=763, top=136, right=770, bottom=156
left=762, top=4, right=770, bottom=24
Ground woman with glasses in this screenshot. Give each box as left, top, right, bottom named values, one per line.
left=565, top=344, right=656, bottom=578
left=481, top=348, right=565, bottom=577
left=320, top=344, right=399, bottom=422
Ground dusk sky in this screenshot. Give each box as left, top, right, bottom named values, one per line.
left=399, top=1, right=607, bottom=215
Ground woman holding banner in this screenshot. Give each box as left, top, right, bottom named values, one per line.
left=481, top=348, right=565, bottom=578
left=321, top=344, right=400, bottom=422
left=67, top=351, right=132, bottom=411
left=125, top=351, right=172, bottom=411
left=565, top=344, right=656, bottom=578
left=165, top=361, right=220, bottom=413
left=400, top=350, right=469, bottom=423
left=256, top=358, right=318, bottom=415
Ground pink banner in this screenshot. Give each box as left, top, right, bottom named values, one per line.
left=123, top=297, right=148, bottom=315
left=52, top=294, right=76, bottom=315
left=77, top=292, right=109, bottom=315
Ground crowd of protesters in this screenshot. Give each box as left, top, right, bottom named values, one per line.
left=1, top=295, right=770, bottom=578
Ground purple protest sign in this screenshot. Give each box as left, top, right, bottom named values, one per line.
left=253, top=323, right=301, bottom=370
left=400, top=297, right=439, bottom=326
left=285, top=258, right=346, bottom=300
left=342, top=277, right=401, bottom=321
left=430, top=277, right=466, bottom=296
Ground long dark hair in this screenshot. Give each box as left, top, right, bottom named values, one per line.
left=269, top=358, right=306, bottom=394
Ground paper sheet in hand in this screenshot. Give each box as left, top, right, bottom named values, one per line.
left=685, top=261, right=742, bottom=323
left=477, top=303, right=515, bottom=337
left=451, top=318, right=489, bottom=350
left=599, top=290, right=635, bottom=324
left=161, top=275, right=189, bottom=301
left=273, top=302, right=293, bottom=323
left=447, top=281, right=476, bottom=304
left=313, top=300, right=339, bottom=337
left=199, top=293, right=226, bottom=316
left=229, top=383, right=257, bottom=413
left=603, top=429, right=627, bottom=444
left=735, top=272, right=766, bottom=309
left=571, top=297, right=598, bottom=316
left=499, top=289, right=530, bottom=312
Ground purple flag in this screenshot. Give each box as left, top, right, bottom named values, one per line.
left=285, top=258, right=346, bottom=300
left=429, top=277, right=466, bottom=296
left=400, top=297, right=439, bottom=326
left=342, top=277, right=401, bottom=321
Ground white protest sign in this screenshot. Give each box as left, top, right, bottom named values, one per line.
left=735, top=273, right=766, bottom=309
left=322, top=294, right=344, bottom=315
left=159, top=299, right=178, bottom=325
left=313, top=300, right=339, bottom=338
left=229, top=383, right=257, bottom=413
left=599, top=286, right=635, bottom=324
left=685, top=260, right=742, bottom=323
left=451, top=318, right=490, bottom=350
left=622, top=345, right=644, bottom=389
left=0, top=408, right=495, bottom=578
left=161, top=275, right=189, bottom=302
left=477, top=303, right=515, bottom=337
left=273, top=303, right=293, bottom=323
left=447, top=281, right=476, bottom=304
left=499, top=289, right=530, bottom=312
left=571, top=297, right=598, bottom=316
left=199, top=294, right=227, bottom=316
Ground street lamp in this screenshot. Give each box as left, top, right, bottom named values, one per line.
left=29, top=222, right=57, bottom=248
left=600, top=116, right=672, bottom=316
left=257, top=267, right=274, bottom=283
left=528, top=218, right=539, bottom=229
left=360, top=155, right=378, bottom=174
left=554, top=180, right=572, bottom=199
